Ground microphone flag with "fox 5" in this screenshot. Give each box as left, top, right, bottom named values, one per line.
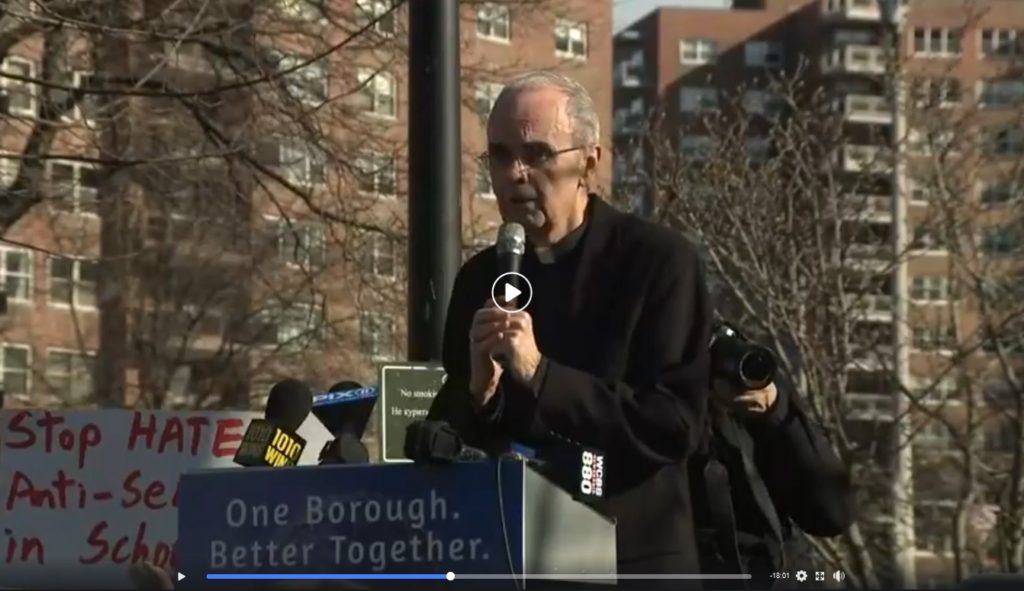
left=233, top=379, right=311, bottom=467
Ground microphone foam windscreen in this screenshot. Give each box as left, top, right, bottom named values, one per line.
left=496, top=222, right=526, bottom=257
left=265, top=379, right=313, bottom=432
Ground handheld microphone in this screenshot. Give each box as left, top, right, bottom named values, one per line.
left=313, top=380, right=377, bottom=465
left=496, top=222, right=526, bottom=276
left=404, top=420, right=488, bottom=463
left=494, top=222, right=526, bottom=367
left=233, top=379, right=311, bottom=468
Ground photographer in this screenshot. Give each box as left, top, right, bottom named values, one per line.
left=692, top=323, right=853, bottom=589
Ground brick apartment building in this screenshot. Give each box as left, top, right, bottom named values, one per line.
left=0, top=0, right=611, bottom=441
left=614, top=0, right=1024, bottom=585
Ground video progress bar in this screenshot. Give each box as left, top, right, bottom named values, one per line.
left=206, top=573, right=752, bottom=581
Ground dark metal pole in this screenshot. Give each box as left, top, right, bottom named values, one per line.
left=407, top=0, right=462, bottom=362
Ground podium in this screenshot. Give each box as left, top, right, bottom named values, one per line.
left=177, top=459, right=616, bottom=589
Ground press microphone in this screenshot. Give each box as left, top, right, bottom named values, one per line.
left=233, top=379, right=312, bottom=467
left=530, top=438, right=607, bottom=505
left=312, top=380, right=377, bottom=465
left=404, top=420, right=488, bottom=463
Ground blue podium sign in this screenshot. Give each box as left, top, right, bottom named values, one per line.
left=177, top=461, right=524, bottom=580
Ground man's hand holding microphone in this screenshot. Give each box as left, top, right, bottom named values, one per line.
left=469, top=299, right=542, bottom=409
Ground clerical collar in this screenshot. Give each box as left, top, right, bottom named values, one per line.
left=531, top=203, right=591, bottom=265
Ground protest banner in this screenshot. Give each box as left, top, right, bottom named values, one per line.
left=0, top=409, right=330, bottom=589
left=378, top=363, right=446, bottom=463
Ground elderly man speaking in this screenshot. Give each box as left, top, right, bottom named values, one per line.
left=427, top=71, right=711, bottom=582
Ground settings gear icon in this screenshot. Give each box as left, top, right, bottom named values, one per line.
left=795, top=570, right=808, bottom=582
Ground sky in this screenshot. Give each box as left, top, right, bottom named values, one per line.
left=614, top=0, right=729, bottom=32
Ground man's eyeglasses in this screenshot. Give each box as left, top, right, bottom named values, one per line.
left=480, top=144, right=587, bottom=169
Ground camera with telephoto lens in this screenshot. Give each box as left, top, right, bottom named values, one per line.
left=709, top=321, right=777, bottom=391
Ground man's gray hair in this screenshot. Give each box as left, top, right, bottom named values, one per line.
left=497, top=71, right=600, bottom=146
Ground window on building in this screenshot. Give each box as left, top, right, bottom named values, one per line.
left=45, top=350, right=94, bottom=403
left=908, top=128, right=957, bottom=156
left=981, top=28, right=1023, bottom=58
left=277, top=219, right=326, bottom=269
left=744, top=41, right=784, bottom=67
left=281, top=303, right=324, bottom=348
left=913, top=77, right=961, bottom=107
left=910, top=276, right=948, bottom=301
left=746, top=137, right=772, bottom=162
left=276, top=54, right=328, bottom=104
left=355, top=152, right=397, bottom=196
left=911, top=224, right=947, bottom=251
left=257, top=302, right=325, bottom=349
left=915, top=419, right=953, bottom=448
left=48, top=257, right=98, bottom=309
left=982, top=225, right=1020, bottom=255
left=980, top=180, right=1017, bottom=206
left=356, top=68, right=396, bottom=118
left=679, top=135, right=717, bottom=161
left=53, top=70, right=99, bottom=121
left=48, top=161, right=100, bottom=214
left=986, top=421, right=1018, bottom=452
left=361, top=231, right=396, bottom=278
left=355, top=0, right=395, bottom=35
left=912, top=376, right=957, bottom=403
left=680, top=39, right=718, bottom=65
left=913, top=27, right=962, bottom=56
left=980, top=79, right=1024, bottom=109
left=990, top=129, right=1024, bottom=156
left=912, top=326, right=956, bottom=351
left=1, top=57, right=37, bottom=116
left=614, top=96, right=646, bottom=133
left=476, top=3, right=510, bottom=42
left=554, top=19, right=587, bottom=59
left=1, top=344, right=30, bottom=401
left=615, top=49, right=644, bottom=87
left=474, top=82, right=504, bottom=121
left=743, top=90, right=786, bottom=117
left=1, top=248, right=32, bottom=303
left=359, top=312, right=396, bottom=359
left=679, top=86, right=719, bottom=112
left=0, top=153, right=17, bottom=187
left=278, top=139, right=327, bottom=185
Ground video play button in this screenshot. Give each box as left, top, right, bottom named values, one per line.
left=491, top=271, right=533, bottom=313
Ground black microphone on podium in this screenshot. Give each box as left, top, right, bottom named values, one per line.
left=233, top=379, right=312, bottom=467
left=312, top=380, right=377, bottom=465
left=404, top=420, right=488, bottom=463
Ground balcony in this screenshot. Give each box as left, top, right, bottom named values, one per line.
left=614, top=111, right=646, bottom=135
left=845, top=392, right=895, bottom=421
left=836, top=93, right=892, bottom=124
left=614, top=64, right=645, bottom=88
left=821, top=0, right=882, bottom=22
left=852, top=293, right=893, bottom=322
left=822, top=44, right=886, bottom=75
left=846, top=344, right=894, bottom=371
left=840, top=194, right=892, bottom=223
left=833, top=144, right=892, bottom=173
